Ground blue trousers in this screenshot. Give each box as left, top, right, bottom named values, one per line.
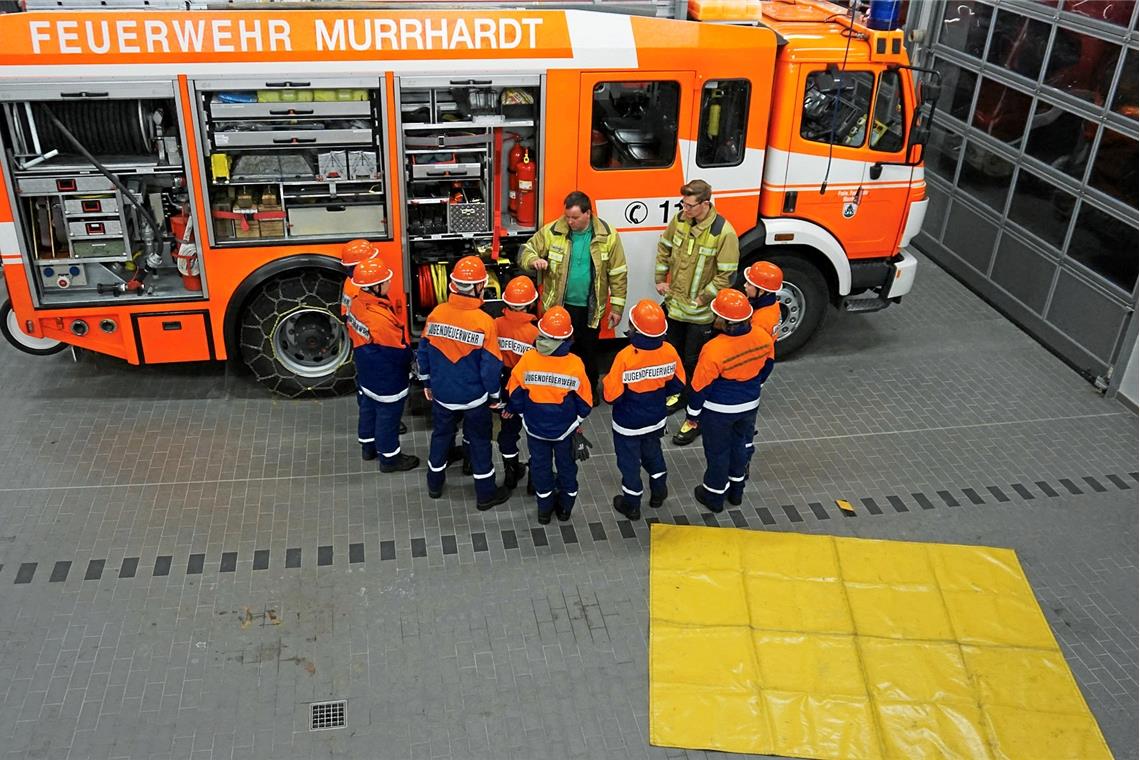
left=527, top=434, right=577, bottom=517
left=428, top=401, right=494, bottom=502
left=613, top=429, right=667, bottom=509
left=498, top=413, right=523, bottom=460
left=358, top=390, right=407, bottom=464
left=699, top=408, right=757, bottom=509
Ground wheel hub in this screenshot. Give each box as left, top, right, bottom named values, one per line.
left=271, top=307, right=350, bottom=379
left=774, top=282, right=805, bottom=342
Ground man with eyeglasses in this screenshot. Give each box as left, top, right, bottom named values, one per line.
left=653, top=179, right=740, bottom=446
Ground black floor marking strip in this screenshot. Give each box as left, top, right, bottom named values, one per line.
left=350, top=543, right=366, bottom=562
left=441, top=536, right=457, bottom=556
left=1082, top=476, right=1107, bottom=493
left=472, top=533, right=488, bottom=553
left=253, top=550, right=270, bottom=570
left=502, top=530, right=519, bottom=550
left=186, top=554, right=204, bottom=575
left=1059, top=478, right=1083, bottom=495
left=1107, top=474, right=1131, bottom=490
left=220, top=552, right=237, bottom=572
left=700, top=513, right=719, bottom=527
left=318, top=546, right=334, bottom=565
left=84, top=559, right=104, bottom=581
left=729, top=509, right=749, bottom=528
left=120, top=557, right=138, bottom=579
left=154, top=556, right=172, bottom=577
left=808, top=502, right=830, bottom=520
left=409, top=540, right=426, bottom=559
left=986, top=486, right=1010, bottom=503
left=756, top=507, right=776, bottom=526
left=645, top=517, right=660, bottom=525
left=887, top=496, right=908, bottom=513
left=618, top=521, right=637, bottom=538
left=532, top=527, right=549, bottom=547
left=379, top=542, right=396, bottom=561
left=287, top=548, right=302, bottom=567
left=49, top=561, right=70, bottom=583
left=1011, top=483, right=1035, bottom=500
left=962, top=488, right=985, bottom=505
left=15, top=563, right=36, bottom=584
left=861, top=498, right=883, bottom=515
left=912, top=493, right=935, bottom=510
left=1036, top=481, right=1059, bottom=498
left=937, top=490, right=960, bottom=507
left=782, top=505, right=803, bottom=523
left=560, top=525, right=577, bottom=544
left=589, top=523, right=606, bottom=541
left=1131, top=471, right=1138, bottom=481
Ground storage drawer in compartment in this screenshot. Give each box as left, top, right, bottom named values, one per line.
left=135, top=312, right=213, bottom=364
left=64, top=196, right=119, bottom=216
left=17, top=175, right=114, bottom=195
left=410, top=161, right=482, bottom=180
left=287, top=202, right=386, bottom=237
left=68, top=219, right=123, bottom=238
left=72, top=238, right=128, bottom=259
left=209, top=100, right=372, bottom=119
left=213, top=128, right=372, bottom=148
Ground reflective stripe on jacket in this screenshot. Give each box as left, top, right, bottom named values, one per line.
left=417, top=292, right=503, bottom=410
left=507, top=343, right=593, bottom=441
left=348, top=292, right=411, bottom=402
left=654, top=205, right=740, bottom=324
left=602, top=333, right=685, bottom=436
left=687, top=322, right=774, bottom=417
left=340, top=279, right=360, bottom=317
left=519, top=215, right=628, bottom=329
left=495, top=310, right=538, bottom=370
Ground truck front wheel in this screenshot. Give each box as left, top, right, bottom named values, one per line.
left=766, top=254, right=828, bottom=358
left=238, top=271, right=355, bottom=398
left=1, top=299, right=67, bottom=356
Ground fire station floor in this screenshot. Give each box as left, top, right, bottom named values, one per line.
left=0, top=249, right=1136, bottom=760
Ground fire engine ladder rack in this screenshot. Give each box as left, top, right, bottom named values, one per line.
left=22, top=0, right=688, bottom=16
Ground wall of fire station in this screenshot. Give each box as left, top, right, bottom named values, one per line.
left=906, top=0, right=1138, bottom=401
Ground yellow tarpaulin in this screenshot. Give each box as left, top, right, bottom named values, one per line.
left=648, top=524, right=1113, bottom=760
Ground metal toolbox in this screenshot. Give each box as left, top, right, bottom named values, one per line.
left=209, top=100, right=372, bottom=119
left=68, top=219, right=123, bottom=238
left=286, top=202, right=386, bottom=237
left=64, top=196, right=119, bottom=216
left=17, top=175, right=114, bottom=195
left=448, top=202, right=487, bottom=234
left=213, top=128, right=373, bottom=148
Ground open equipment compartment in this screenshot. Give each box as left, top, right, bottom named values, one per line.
left=194, top=77, right=389, bottom=247
left=0, top=80, right=200, bottom=304
left=397, top=75, right=542, bottom=331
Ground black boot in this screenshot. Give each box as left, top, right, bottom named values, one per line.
left=462, top=444, right=473, bottom=476
left=361, top=444, right=378, bottom=461
left=503, top=459, right=527, bottom=490
left=612, top=495, right=641, bottom=521
left=693, top=485, right=724, bottom=513
left=379, top=453, right=420, bottom=473
left=398, top=421, right=408, bottom=434
left=649, top=486, right=668, bottom=509
left=476, top=485, right=510, bottom=511
left=727, top=486, right=744, bottom=507
left=447, top=445, right=465, bottom=466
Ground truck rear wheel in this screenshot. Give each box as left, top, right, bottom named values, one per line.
left=238, top=270, right=355, bottom=398
left=766, top=254, right=828, bottom=358
left=1, top=299, right=66, bottom=356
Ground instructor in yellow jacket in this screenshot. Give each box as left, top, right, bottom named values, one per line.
left=519, top=190, right=628, bottom=399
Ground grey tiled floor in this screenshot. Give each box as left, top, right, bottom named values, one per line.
left=0, top=249, right=1136, bottom=760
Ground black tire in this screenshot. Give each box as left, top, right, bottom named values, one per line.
left=0, top=299, right=67, bottom=356
left=764, top=254, right=828, bottom=358
left=238, top=270, right=356, bottom=398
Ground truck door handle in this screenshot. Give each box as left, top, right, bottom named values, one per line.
left=869, top=163, right=883, bottom=180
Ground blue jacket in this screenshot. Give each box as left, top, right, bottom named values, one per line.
left=507, top=340, right=592, bottom=441
left=417, top=293, right=503, bottom=410
left=347, top=292, right=412, bottom=402
left=602, top=332, right=685, bottom=436
left=688, top=321, right=774, bottom=418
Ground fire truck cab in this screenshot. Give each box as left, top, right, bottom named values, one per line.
left=0, top=0, right=937, bottom=396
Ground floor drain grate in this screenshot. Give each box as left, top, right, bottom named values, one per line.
left=310, top=700, right=346, bottom=731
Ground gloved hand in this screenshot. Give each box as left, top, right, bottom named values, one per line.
left=574, top=429, right=593, bottom=461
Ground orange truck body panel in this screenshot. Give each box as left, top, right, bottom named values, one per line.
left=0, top=0, right=922, bottom=369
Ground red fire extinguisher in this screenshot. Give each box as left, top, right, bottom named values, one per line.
left=516, top=148, right=537, bottom=228
left=507, top=137, right=524, bottom=218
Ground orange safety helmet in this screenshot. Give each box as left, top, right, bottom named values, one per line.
left=538, top=306, right=574, bottom=340
left=628, top=299, right=667, bottom=338
left=451, top=255, right=488, bottom=286
left=711, top=288, right=753, bottom=322
left=502, top=276, right=538, bottom=308
left=745, top=261, right=783, bottom=293
left=341, top=238, right=378, bottom=266
left=352, top=258, right=394, bottom=288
